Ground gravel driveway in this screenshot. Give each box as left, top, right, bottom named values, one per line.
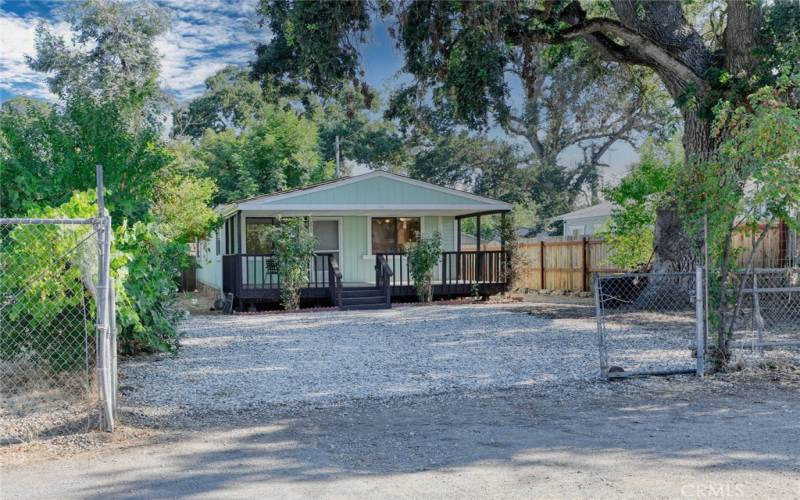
left=121, top=303, right=607, bottom=414
left=120, top=302, right=704, bottom=417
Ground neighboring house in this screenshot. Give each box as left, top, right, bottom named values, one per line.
left=551, top=201, right=615, bottom=236
left=197, top=171, right=512, bottom=310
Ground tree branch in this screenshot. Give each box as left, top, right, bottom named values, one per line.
left=554, top=19, right=707, bottom=90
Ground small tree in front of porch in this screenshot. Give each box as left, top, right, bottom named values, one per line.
left=268, top=218, right=316, bottom=310
left=407, top=231, right=442, bottom=303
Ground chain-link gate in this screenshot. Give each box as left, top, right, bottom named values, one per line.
left=1, top=167, right=116, bottom=443
left=731, top=268, right=800, bottom=365
left=594, top=270, right=705, bottom=379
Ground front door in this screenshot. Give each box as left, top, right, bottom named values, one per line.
left=312, top=219, right=341, bottom=281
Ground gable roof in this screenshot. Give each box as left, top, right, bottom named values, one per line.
left=222, top=171, right=512, bottom=217
left=552, top=201, right=615, bottom=221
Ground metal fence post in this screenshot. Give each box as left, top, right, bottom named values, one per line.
left=109, top=277, right=118, bottom=418
left=695, top=266, right=705, bottom=377
left=94, top=165, right=114, bottom=431
left=593, top=273, right=609, bottom=378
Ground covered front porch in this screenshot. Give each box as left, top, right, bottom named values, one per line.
left=222, top=245, right=510, bottom=310
left=197, top=171, right=513, bottom=309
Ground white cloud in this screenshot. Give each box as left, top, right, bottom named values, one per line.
left=155, top=0, right=264, bottom=101
left=0, top=1, right=265, bottom=103
left=0, top=12, right=59, bottom=101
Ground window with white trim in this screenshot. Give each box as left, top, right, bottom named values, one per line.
left=371, top=217, right=420, bottom=253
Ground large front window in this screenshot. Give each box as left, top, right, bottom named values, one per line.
left=371, top=217, right=420, bottom=253
left=246, top=217, right=275, bottom=254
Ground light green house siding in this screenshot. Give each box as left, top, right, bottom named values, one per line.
left=337, top=215, right=456, bottom=283
left=201, top=172, right=512, bottom=292
left=272, top=176, right=487, bottom=206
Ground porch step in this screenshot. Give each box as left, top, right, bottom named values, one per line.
left=339, top=302, right=391, bottom=311
left=341, top=295, right=386, bottom=306
left=338, top=286, right=390, bottom=310
left=340, top=286, right=382, bottom=296
left=340, top=288, right=384, bottom=300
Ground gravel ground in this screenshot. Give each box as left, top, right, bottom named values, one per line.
left=120, top=302, right=700, bottom=418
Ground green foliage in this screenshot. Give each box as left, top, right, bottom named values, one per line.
left=173, top=66, right=268, bottom=139
left=1, top=0, right=211, bottom=360
left=253, top=0, right=372, bottom=102
left=599, top=140, right=680, bottom=270
left=0, top=94, right=172, bottom=220
left=150, top=154, right=219, bottom=243
left=266, top=218, right=317, bottom=310
left=196, top=105, right=333, bottom=204
left=311, top=88, right=408, bottom=172
left=407, top=231, right=442, bottom=303
left=26, top=0, right=169, bottom=126
left=114, top=220, right=188, bottom=353
left=0, top=192, right=187, bottom=372
left=498, top=213, right=521, bottom=289
left=0, top=193, right=98, bottom=371
left=676, top=75, right=800, bottom=366
left=409, top=133, right=525, bottom=202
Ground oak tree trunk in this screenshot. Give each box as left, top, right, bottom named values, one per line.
left=651, top=111, right=718, bottom=273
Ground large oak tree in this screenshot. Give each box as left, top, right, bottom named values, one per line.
left=253, top=0, right=798, bottom=272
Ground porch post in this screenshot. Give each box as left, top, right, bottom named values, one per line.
left=476, top=215, right=482, bottom=282
left=237, top=211, right=243, bottom=254
left=456, top=217, right=462, bottom=281
left=476, top=215, right=481, bottom=251
left=500, top=212, right=507, bottom=286
left=500, top=212, right=506, bottom=254
left=457, top=218, right=461, bottom=251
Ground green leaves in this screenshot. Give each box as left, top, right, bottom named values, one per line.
left=115, top=220, right=187, bottom=354
left=197, top=105, right=331, bottom=204
left=407, top=231, right=443, bottom=303
left=0, top=94, right=172, bottom=221
left=267, top=218, right=317, bottom=310
left=600, top=139, right=681, bottom=270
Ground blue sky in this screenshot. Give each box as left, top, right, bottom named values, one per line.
left=0, top=0, right=405, bottom=102
left=0, top=0, right=637, bottom=186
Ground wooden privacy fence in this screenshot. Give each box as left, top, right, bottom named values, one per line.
left=514, top=237, right=623, bottom=292
left=511, top=222, right=796, bottom=293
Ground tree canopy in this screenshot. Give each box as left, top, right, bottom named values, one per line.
left=253, top=0, right=799, bottom=272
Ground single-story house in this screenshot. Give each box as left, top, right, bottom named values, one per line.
left=551, top=201, right=615, bottom=236
left=197, top=171, right=513, bottom=310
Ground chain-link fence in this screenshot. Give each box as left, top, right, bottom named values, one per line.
left=730, top=268, right=800, bottom=366
left=594, top=271, right=703, bottom=379
left=1, top=169, right=116, bottom=443
left=0, top=217, right=116, bottom=442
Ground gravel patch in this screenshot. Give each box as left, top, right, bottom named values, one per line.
left=120, top=302, right=702, bottom=417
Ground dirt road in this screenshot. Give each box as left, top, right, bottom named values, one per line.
left=3, top=378, right=799, bottom=499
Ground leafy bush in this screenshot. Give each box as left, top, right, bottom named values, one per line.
left=498, top=212, right=521, bottom=288
left=0, top=193, right=99, bottom=372
left=114, top=221, right=188, bottom=353
left=598, top=142, right=679, bottom=270
left=0, top=192, right=187, bottom=364
left=267, top=218, right=317, bottom=310
left=407, top=231, right=442, bottom=302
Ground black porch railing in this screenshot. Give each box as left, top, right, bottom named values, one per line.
left=222, top=253, right=334, bottom=294
left=375, top=250, right=508, bottom=287
left=222, top=250, right=509, bottom=300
